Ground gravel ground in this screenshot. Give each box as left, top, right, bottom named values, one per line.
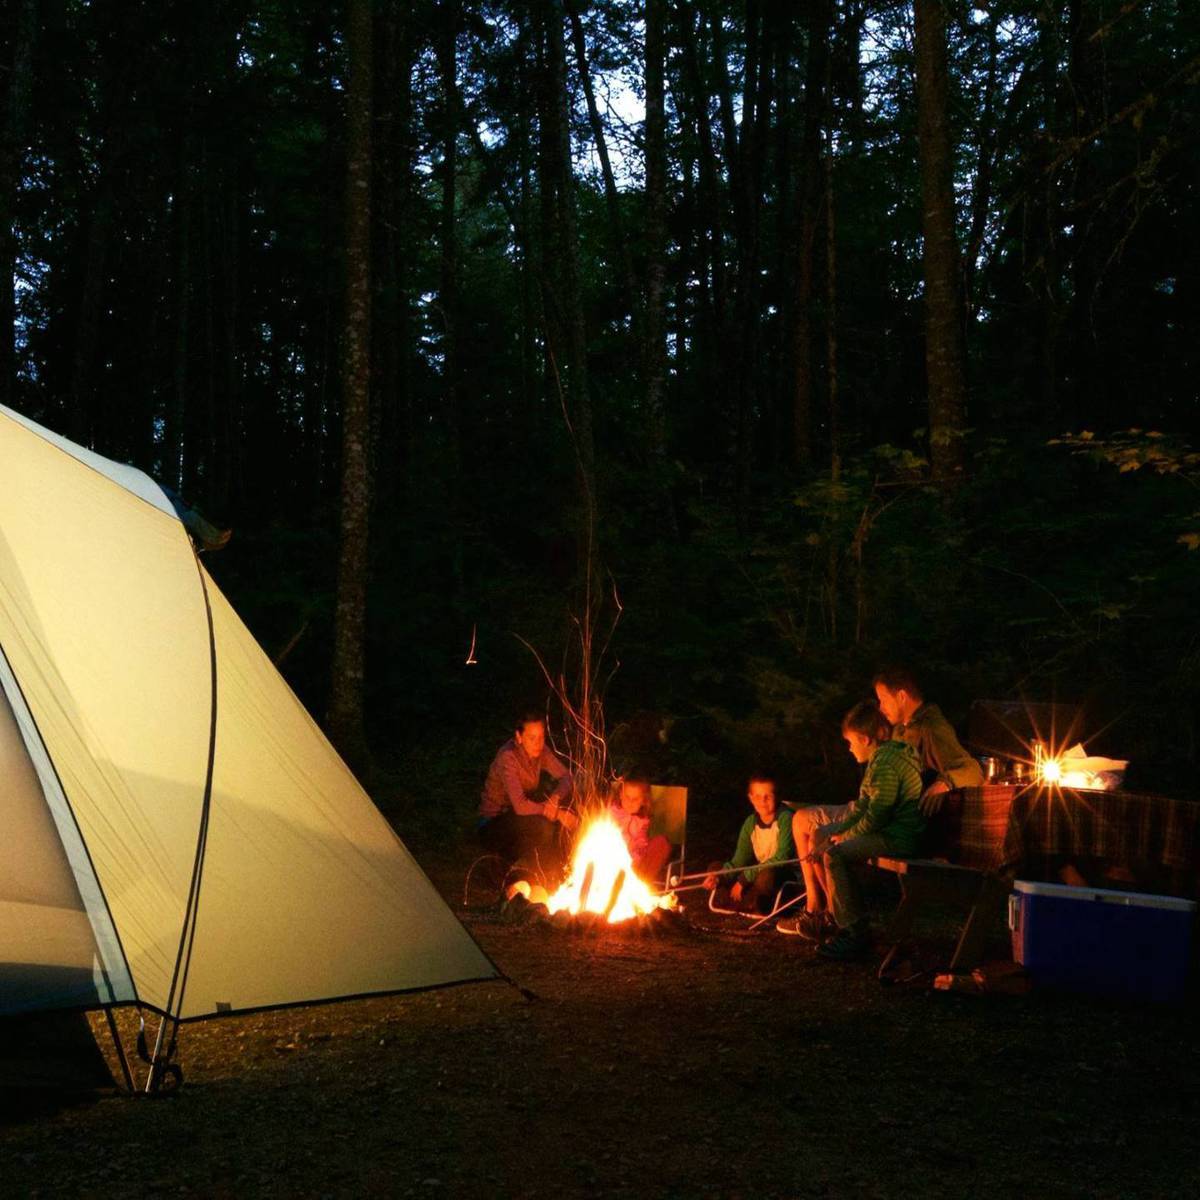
left=3, top=852, right=1199, bottom=1199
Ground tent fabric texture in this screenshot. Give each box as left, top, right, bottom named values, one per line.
left=0, top=403, right=497, bottom=1023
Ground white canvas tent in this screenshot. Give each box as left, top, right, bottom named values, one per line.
left=0, top=403, right=497, bottom=1080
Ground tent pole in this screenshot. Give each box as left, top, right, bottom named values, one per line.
left=144, top=1013, right=170, bottom=1094
left=103, top=1008, right=136, bottom=1094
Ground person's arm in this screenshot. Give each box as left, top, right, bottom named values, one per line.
left=498, top=750, right=556, bottom=818
left=925, top=715, right=983, bottom=789
left=540, top=747, right=574, bottom=802
left=836, top=753, right=901, bottom=840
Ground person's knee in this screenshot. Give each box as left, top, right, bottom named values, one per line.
left=528, top=817, right=557, bottom=847
left=755, top=867, right=779, bottom=893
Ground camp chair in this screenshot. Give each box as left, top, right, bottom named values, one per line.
left=707, top=876, right=806, bottom=928
left=647, top=785, right=688, bottom=892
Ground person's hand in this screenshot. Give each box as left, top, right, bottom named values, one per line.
left=702, top=874, right=718, bottom=891
left=919, top=780, right=949, bottom=817
left=730, top=881, right=744, bottom=903
left=544, top=797, right=560, bottom=823
left=828, top=832, right=845, bottom=846
left=557, top=808, right=579, bottom=832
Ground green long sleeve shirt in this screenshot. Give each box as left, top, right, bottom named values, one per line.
left=724, top=809, right=795, bottom=883
left=832, top=739, right=925, bottom=854
left=894, top=702, right=983, bottom=789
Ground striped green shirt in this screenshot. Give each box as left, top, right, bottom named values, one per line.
left=833, top=738, right=925, bottom=854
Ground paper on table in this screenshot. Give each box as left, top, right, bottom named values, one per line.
left=1060, top=743, right=1129, bottom=774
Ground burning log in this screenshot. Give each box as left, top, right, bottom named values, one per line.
left=602, top=870, right=626, bottom=921
left=578, top=861, right=596, bottom=912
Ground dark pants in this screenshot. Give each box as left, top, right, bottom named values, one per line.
left=479, top=812, right=566, bottom=880
left=708, top=861, right=784, bottom=914
left=823, top=832, right=894, bottom=930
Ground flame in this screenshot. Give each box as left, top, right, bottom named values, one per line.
left=546, top=816, right=667, bottom=922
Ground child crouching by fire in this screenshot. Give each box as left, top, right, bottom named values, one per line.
left=608, top=776, right=673, bottom=886
left=704, top=774, right=795, bottom=914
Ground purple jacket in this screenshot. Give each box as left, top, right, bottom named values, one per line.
left=479, top=738, right=573, bottom=821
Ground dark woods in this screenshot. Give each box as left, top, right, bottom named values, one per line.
left=3, top=2, right=1198, bottom=804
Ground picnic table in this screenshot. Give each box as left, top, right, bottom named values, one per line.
left=875, top=784, right=1200, bottom=976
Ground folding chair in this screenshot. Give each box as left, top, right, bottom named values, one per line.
left=707, top=877, right=806, bottom=927
left=647, top=785, right=688, bottom=892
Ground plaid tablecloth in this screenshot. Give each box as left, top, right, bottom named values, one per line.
left=931, top=785, right=1200, bottom=894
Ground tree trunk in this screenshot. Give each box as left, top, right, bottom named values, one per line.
left=913, top=0, right=968, bottom=480
left=437, top=0, right=465, bottom=600
left=962, top=8, right=1000, bottom=321
left=567, top=0, right=637, bottom=320
left=166, top=135, right=192, bottom=492
left=1066, top=0, right=1106, bottom=425
left=643, top=0, right=671, bottom=519
left=0, top=0, right=38, bottom=410
left=677, top=7, right=726, bottom=401
left=825, top=127, right=839, bottom=483
left=328, top=0, right=374, bottom=770
left=538, top=0, right=594, bottom=504
left=790, top=0, right=831, bottom=467
left=374, top=0, right=416, bottom=509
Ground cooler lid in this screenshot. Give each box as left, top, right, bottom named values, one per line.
left=1013, top=878, right=1196, bottom=913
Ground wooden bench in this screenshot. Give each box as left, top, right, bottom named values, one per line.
left=870, top=855, right=1011, bottom=979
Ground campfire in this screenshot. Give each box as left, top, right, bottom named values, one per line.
left=545, top=816, right=669, bottom=922
left=506, top=814, right=673, bottom=925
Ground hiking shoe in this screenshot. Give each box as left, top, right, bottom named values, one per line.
left=816, top=927, right=870, bottom=961
left=777, top=911, right=830, bottom=941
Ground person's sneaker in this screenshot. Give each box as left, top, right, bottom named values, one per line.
left=777, top=911, right=830, bottom=941
left=816, top=926, right=870, bottom=961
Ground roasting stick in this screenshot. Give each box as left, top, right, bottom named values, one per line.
left=656, top=856, right=807, bottom=896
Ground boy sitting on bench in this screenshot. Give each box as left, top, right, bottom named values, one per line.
left=792, top=701, right=924, bottom=959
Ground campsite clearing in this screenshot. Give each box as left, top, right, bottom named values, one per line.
left=3, top=854, right=1199, bottom=1199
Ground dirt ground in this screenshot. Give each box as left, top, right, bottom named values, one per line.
left=3, top=851, right=1199, bottom=1200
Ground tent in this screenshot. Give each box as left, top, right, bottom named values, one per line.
left=0, top=402, right=497, bottom=1087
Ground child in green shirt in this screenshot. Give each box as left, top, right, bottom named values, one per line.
left=703, top=774, right=796, bottom=914
left=781, top=701, right=924, bottom=955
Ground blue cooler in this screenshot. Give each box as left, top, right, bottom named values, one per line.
left=1009, top=880, right=1196, bottom=1004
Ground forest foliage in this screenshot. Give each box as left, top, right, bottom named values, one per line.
left=2, top=0, right=1198, bottom=813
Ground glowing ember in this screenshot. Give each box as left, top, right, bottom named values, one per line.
left=546, top=816, right=668, bottom=922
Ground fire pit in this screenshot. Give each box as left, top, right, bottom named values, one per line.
left=502, top=814, right=682, bottom=934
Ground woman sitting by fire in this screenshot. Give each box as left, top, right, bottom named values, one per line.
left=478, top=710, right=579, bottom=880
left=608, top=775, right=673, bottom=886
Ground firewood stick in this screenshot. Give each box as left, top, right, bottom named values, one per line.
left=578, top=861, right=596, bottom=911
left=602, top=870, right=626, bottom=920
